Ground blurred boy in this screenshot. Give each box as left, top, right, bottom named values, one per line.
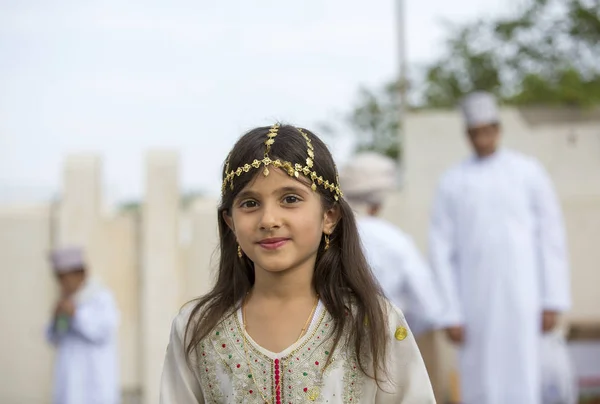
left=340, top=152, right=443, bottom=335
left=47, top=246, right=120, bottom=404
left=429, top=92, right=570, bottom=404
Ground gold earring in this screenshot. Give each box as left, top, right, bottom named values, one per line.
left=237, top=245, right=243, bottom=258
left=324, top=234, right=330, bottom=251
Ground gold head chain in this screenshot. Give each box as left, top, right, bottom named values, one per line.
left=221, top=124, right=343, bottom=200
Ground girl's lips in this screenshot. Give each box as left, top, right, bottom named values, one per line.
left=258, top=238, right=290, bottom=250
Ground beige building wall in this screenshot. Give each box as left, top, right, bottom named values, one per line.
left=0, top=205, right=55, bottom=404
left=563, top=197, right=600, bottom=321
left=184, top=198, right=219, bottom=302
left=57, top=155, right=102, bottom=249
left=88, top=212, right=141, bottom=397
left=141, top=151, right=181, bottom=404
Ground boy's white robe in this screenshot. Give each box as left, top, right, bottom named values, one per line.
left=357, top=215, right=443, bottom=335
left=47, top=279, right=120, bottom=404
left=429, top=149, right=570, bottom=404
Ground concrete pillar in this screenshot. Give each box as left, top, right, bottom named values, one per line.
left=184, top=198, right=219, bottom=301
left=141, top=151, right=180, bottom=404
left=57, top=154, right=102, bottom=249
left=89, top=212, right=141, bottom=399
left=0, top=205, right=55, bottom=403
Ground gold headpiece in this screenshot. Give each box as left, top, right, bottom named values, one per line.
left=222, top=124, right=343, bottom=200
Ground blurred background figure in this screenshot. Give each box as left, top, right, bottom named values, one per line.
left=428, top=91, right=571, bottom=404
left=541, top=329, right=578, bottom=404
left=47, top=247, right=120, bottom=404
left=340, top=151, right=443, bottom=336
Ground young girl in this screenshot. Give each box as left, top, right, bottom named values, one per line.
left=160, top=124, right=435, bottom=403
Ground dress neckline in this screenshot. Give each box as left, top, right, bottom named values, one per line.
left=235, top=300, right=325, bottom=359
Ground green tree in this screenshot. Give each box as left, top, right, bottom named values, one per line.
left=317, top=82, right=402, bottom=160
left=118, top=190, right=206, bottom=213
left=337, top=0, right=600, bottom=160
left=347, top=82, right=402, bottom=160
left=423, top=0, right=600, bottom=107
left=422, top=22, right=502, bottom=107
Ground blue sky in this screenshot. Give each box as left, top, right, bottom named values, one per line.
left=0, top=0, right=517, bottom=205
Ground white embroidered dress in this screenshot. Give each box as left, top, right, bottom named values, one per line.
left=160, top=301, right=435, bottom=403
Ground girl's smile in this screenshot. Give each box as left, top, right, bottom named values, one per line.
left=258, top=237, right=290, bottom=250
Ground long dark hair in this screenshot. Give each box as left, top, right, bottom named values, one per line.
left=185, top=124, right=388, bottom=381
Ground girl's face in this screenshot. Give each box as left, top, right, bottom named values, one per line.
left=225, top=168, right=338, bottom=275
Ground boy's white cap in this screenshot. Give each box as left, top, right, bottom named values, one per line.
left=339, top=151, right=396, bottom=206
left=49, top=246, right=86, bottom=273
left=461, top=91, right=500, bottom=128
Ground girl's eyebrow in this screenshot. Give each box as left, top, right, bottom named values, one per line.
left=235, top=190, right=258, bottom=201
left=235, top=185, right=309, bottom=201
left=276, top=185, right=309, bottom=196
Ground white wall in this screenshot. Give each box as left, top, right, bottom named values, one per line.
left=183, top=198, right=219, bottom=302
left=88, top=213, right=141, bottom=395
left=141, top=151, right=181, bottom=404
left=57, top=155, right=101, bottom=248
left=0, top=205, right=55, bottom=404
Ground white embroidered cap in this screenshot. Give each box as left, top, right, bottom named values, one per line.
left=460, top=91, right=500, bottom=128
left=49, top=246, right=86, bottom=273
left=339, top=151, right=396, bottom=206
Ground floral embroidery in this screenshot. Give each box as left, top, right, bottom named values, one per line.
left=198, top=340, right=225, bottom=403
left=194, top=307, right=366, bottom=403
left=342, top=352, right=364, bottom=403
left=235, top=309, right=337, bottom=403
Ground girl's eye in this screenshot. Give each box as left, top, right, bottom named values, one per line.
left=283, top=195, right=300, bottom=204
left=240, top=200, right=258, bottom=208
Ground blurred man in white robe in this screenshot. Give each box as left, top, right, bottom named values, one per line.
left=47, top=247, right=120, bottom=404
left=428, top=91, right=571, bottom=404
left=340, top=152, right=443, bottom=335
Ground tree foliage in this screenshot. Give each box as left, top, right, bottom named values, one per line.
left=347, top=82, right=402, bottom=160
left=423, top=0, right=600, bottom=107
left=118, top=190, right=205, bottom=213
left=338, top=0, right=600, bottom=159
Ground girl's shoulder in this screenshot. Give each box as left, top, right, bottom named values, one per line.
left=345, top=295, right=410, bottom=341
left=381, top=299, right=411, bottom=342
left=171, top=300, right=237, bottom=343
left=170, top=301, right=198, bottom=341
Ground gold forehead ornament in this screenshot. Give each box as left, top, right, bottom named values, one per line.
left=222, top=124, right=343, bottom=200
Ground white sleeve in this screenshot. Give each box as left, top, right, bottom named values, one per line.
left=531, top=162, right=571, bottom=312
left=428, top=178, right=463, bottom=326
left=71, top=292, right=118, bottom=345
left=396, top=236, right=444, bottom=335
left=375, top=303, right=436, bottom=403
left=160, top=309, right=205, bottom=404
left=45, top=321, right=59, bottom=346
